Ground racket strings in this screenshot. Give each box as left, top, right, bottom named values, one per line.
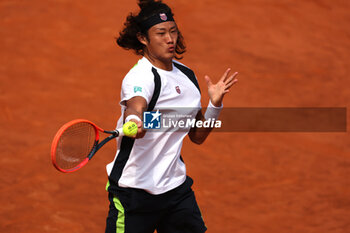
left=55, top=122, right=96, bottom=170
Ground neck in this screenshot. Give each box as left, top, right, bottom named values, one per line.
left=144, top=53, right=173, bottom=71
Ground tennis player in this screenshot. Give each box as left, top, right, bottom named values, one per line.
left=105, top=1, right=238, bottom=232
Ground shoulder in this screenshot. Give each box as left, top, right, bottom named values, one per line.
left=173, top=60, right=196, bottom=78
left=120, top=58, right=157, bottom=105
left=173, top=60, right=193, bottom=71
left=173, top=60, right=196, bottom=76
left=123, top=58, right=155, bottom=85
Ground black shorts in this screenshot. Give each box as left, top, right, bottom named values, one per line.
left=105, top=176, right=207, bottom=233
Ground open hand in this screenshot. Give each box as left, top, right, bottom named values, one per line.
left=204, top=68, right=238, bottom=107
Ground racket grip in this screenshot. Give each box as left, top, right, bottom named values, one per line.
left=104, top=129, right=124, bottom=137
left=115, top=128, right=125, bottom=137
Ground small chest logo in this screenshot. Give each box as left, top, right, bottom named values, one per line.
left=175, top=86, right=181, bottom=94
left=160, top=13, right=167, bottom=21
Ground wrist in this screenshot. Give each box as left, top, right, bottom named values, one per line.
left=125, top=114, right=142, bottom=123
left=204, top=100, right=223, bottom=121
left=208, top=100, right=223, bottom=109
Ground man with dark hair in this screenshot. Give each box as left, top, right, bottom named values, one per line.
left=105, top=1, right=238, bottom=232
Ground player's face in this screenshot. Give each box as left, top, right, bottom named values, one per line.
left=144, top=21, right=178, bottom=63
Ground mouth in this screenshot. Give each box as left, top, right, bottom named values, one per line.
left=168, top=46, right=175, bottom=53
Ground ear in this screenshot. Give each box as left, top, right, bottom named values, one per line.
left=137, top=32, right=148, bottom=46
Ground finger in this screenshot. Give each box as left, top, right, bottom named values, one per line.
left=225, top=78, right=238, bottom=88
left=224, top=72, right=238, bottom=84
left=134, top=125, right=146, bottom=139
left=135, top=130, right=146, bottom=139
left=230, top=71, right=238, bottom=80
left=225, top=79, right=238, bottom=90
left=204, top=75, right=213, bottom=87
left=220, top=68, right=231, bottom=82
left=224, top=72, right=237, bottom=84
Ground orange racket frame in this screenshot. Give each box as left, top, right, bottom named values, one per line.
left=51, top=119, right=122, bottom=173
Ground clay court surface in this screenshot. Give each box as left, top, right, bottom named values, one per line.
left=1, top=0, right=350, bottom=232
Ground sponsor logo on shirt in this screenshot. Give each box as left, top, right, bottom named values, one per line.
left=175, top=86, right=181, bottom=94
left=134, top=86, right=142, bottom=93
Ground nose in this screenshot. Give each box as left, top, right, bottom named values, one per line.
left=166, top=32, right=174, bottom=44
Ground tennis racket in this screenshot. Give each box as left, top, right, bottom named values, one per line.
left=51, top=119, right=137, bottom=173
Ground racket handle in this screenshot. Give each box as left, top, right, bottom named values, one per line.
left=103, top=129, right=124, bottom=137
left=115, top=128, right=125, bottom=137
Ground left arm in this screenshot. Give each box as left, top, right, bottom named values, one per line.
left=188, top=68, right=238, bottom=144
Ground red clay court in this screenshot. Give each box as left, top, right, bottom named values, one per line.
left=1, top=0, right=349, bottom=232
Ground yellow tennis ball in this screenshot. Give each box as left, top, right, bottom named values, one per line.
left=122, top=121, right=138, bottom=137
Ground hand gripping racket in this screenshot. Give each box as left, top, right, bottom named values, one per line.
left=51, top=119, right=137, bottom=173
